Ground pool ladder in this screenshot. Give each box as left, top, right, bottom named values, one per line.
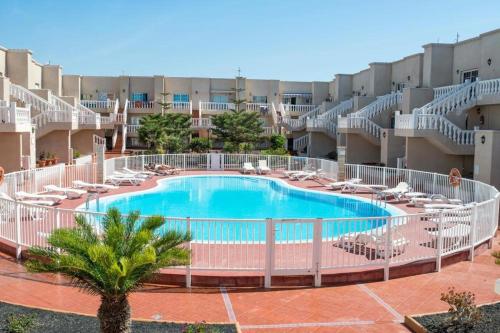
left=85, top=192, right=100, bottom=211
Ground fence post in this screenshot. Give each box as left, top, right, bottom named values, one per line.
left=469, top=204, right=477, bottom=261
left=287, top=156, right=291, bottom=171
left=384, top=216, right=392, bottom=281
left=432, top=173, right=437, bottom=194
left=264, top=218, right=274, bottom=288
left=183, top=154, right=187, bottom=170
left=141, top=155, right=145, bottom=171
left=312, top=219, right=323, bottom=287
left=15, top=201, right=22, bottom=260
left=436, top=211, right=443, bottom=272
left=356, top=164, right=360, bottom=180
left=186, top=217, right=192, bottom=288
left=382, top=168, right=386, bottom=186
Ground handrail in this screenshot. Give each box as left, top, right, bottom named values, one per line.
left=416, top=114, right=475, bottom=145
left=50, top=95, right=76, bottom=113
left=349, top=92, right=402, bottom=119
left=292, top=134, right=309, bottom=150
left=10, top=84, right=55, bottom=113
left=344, top=116, right=382, bottom=139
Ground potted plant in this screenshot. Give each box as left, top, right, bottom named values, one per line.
left=38, top=152, right=46, bottom=167
left=53, top=154, right=60, bottom=165
left=47, top=153, right=54, bottom=165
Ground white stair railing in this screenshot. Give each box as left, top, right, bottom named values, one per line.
left=348, top=92, right=402, bottom=119
left=270, top=103, right=280, bottom=125
left=343, top=116, right=382, bottom=140
left=319, top=98, right=354, bottom=120
left=50, top=95, right=76, bottom=113
left=293, top=134, right=309, bottom=151
left=306, top=118, right=337, bottom=136
left=416, top=114, right=475, bottom=145
left=0, top=102, right=31, bottom=126
left=77, top=103, right=100, bottom=125
left=10, top=84, right=55, bottom=113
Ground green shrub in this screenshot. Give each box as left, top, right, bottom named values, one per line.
left=190, top=138, right=211, bottom=153
left=262, top=147, right=289, bottom=156
left=223, top=142, right=238, bottom=153
left=269, top=134, right=286, bottom=150
left=183, top=321, right=221, bottom=333
left=238, top=142, right=254, bottom=153
left=440, top=287, right=482, bottom=330
left=5, top=314, right=38, bottom=333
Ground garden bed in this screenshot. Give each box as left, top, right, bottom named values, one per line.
left=0, top=301, right=238, bottom=333
left=412, top=302, right=500, bottom=333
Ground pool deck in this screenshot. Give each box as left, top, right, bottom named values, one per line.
left=1, top=170, right=499, bottom=332
left=0, top=235, right=498, bottom=332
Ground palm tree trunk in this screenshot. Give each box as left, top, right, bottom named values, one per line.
left=97, top=295, right=131, bottom=333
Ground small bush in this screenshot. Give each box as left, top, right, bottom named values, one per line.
left=262, top=147, right=289, bottom=156
left=5, top=313, right=38, bottom=333
left=440, top=287, right=482, bottom=331
left=190, top=138, right=211, bottom=153
left=238, top=142, right=254, bottom=153
left=183, top=321, right=221, bottom=333
left=492, top=249, right=500, bottom=265
left=223, top=142, right=238, bottom=153
left=269, top=134, right=286, bottom=150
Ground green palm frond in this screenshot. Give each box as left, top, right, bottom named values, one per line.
left=26, top=208, right=191, bottom=298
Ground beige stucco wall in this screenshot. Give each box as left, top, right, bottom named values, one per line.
left=129, top=76, right=155, bottom=100
left=0, top=133, right=23, bottom=172
left=42, top=65, right=62, bottom=96
left=191, top=78, right=210, bottom=107
left=478, top=29, right=500, bottom=81
left=391, top=54, right=424, bottom=89
left=401, top=87, right=434, bottom=114
left=246, top=79, right=279, bottom=104
left=452, top=38, right=481, bottom=85
left=370, top=63, right=392, bottom=96
left=333, top=74, right=353, bottom=102
left=36, top=130, right=71, bottom=164
left=380, top=129, right=405, bottom=167
left=308, top=132, right=336, bottom=157
left=312, top=81, right=330, bottom=105
left=0, top=77, right=10, bottom=102
left=422, top=44, right=454, bottom=88
left=71, top=130, right=101, bottom=156
left=164, top=77, right=193, bottom=100
left=352, top=68, right=370, bottom=96
left=405, top=137, right=473, bottom=175
left=6, top=50, right=31, bottom=87
left=473, top=130, right=500, bottom=189
left=62, top=75, right=81, bottom=100
left=29, top=60, right=42, bottom=89
left=466, top=104, right=500, bottom=130
left=345, top=133, right=380, bottom=164
left=81, top=76, right=120, bottom=100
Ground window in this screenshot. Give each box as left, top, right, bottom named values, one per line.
left=252, top=96, right=268, bottom=103
left=211, top=95, right=229, bottom=103
left=173, top=93, right=190, bottom=102
left=131, top=92, right=148, bottom=102
left=462, top=70, right=479, bottom=83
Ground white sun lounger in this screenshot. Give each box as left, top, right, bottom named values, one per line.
left=0, top=192, right=55, bottom=207
left=410, top=194, right=463, bottom=208
left=291, top=169, right=324, bottom=181
left=122, top=167, right=155, bottom=178
left=342, top=183, right=388, bottom=194
left=107, top=175, right=145, bottom=186
left=15, top=191, right=66, bottom=203
left=73, top=180, right=118, bottom=193
left=256, top=160, right=271, bottom=175
left=424, top=203, right=465, bottom=213
left=113, top=171, right=149, bottom=179
left=328, top=178, right=362, bottom=190
left=44, top=185, right=87, bottom=199
left=242, top=162, right=255, bottom=174
left=428, top=223, right=471, bottom=249
left=337, top=232, right=409, bottom=257
left=378, top=182, right=411, bottom=201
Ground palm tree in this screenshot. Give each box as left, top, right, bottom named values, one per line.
left=26, top=208, right=191, bottom=333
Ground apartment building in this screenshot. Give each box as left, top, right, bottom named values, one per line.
left=288, top=28, right=500, bottom=189
left=0, top=44, right=330, bottom=172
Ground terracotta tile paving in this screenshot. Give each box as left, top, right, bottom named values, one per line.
left=1, top=171, right=499, bottom=331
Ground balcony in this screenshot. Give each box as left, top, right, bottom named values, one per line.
left=80, top=99, right=117, bottom=113
left=199, top=101, right=235, bottom=115
left=191, top=118, right=213, bottom=129
left=246, top=103, right=270, bottom=114
left=126, top=100, right=157, bottom=113
left=281, top=104, right=316, bottom=116
left=0, top=102, right=32, bottom=133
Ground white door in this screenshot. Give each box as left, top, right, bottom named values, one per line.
left=208, top=153, right=223, bottom=170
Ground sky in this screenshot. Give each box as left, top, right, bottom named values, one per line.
left=1, top=0, right=499, bottom=81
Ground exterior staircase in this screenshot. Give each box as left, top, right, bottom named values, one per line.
left=395, top=78, right=500, bottom=154
left=292, top=134, right=309, bottom=153
left=337, top=92, right=402, bottom=145
left=304, top=99, right=354, bottom=138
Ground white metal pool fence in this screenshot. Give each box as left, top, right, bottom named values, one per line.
left=0, top=154, right=498, bottom=287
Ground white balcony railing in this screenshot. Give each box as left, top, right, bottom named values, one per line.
left=0, top=102, right=31, bottom=127
left=199, top=102, right=235, bottom=112
left=127, top=124, right=141, bottom=134
left=246, top=103, right=270, bottom=112
left=281, top=104, right=316, bottom=114
left=191, top=118, right=213, bottom=129
left=127, top=100, right=156, bottom=109
left=81, top=99, right=117, bottom=109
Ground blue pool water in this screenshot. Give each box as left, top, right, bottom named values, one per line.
left=85, top=176, right=397, bottom=241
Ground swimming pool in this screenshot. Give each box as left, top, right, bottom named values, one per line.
left=83, top=175, right=402, bottom=241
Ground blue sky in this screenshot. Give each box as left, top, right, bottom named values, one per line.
left=1, top=0, right=499, bottom=81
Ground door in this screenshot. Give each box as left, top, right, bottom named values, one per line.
left=207, top=153, right=223, bottom=170
left=269, top=219, right=322, bottom=286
